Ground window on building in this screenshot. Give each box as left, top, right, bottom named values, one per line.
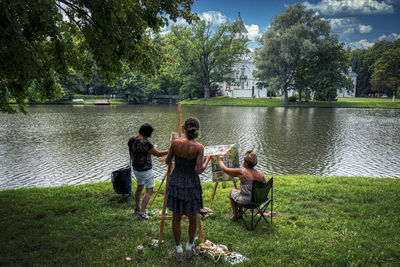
left=240, top=66, right=245, bottom=76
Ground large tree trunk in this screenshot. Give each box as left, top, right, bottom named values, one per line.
left=299, top=89, right=302, bottom=102
left=283, top=88, right=289, bottom=106
left=204, top=83, right=210, bottom=99
left=328, top=96, right=332, bottom=107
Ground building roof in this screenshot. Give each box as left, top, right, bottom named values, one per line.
left=235, top=12, right=248, bottom=33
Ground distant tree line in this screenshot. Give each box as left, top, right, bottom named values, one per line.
left=59, top=19, right=249, bottom=103
left=349, top=39, right=400, bottom=97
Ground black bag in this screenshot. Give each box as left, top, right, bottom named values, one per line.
left=111, top=165, right=132, bottom=195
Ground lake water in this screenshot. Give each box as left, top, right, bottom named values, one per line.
left=1, top=104, right=399, bottom=189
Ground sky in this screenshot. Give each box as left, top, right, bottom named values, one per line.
left=163, top=0, right=400, bottom=50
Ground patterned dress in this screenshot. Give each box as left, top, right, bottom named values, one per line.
left=167, top=155, right=203, bottom=216
left=230, top=176, right=252, bottom=204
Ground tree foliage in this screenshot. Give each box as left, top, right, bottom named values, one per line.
left=114, top=72, right=155, bottom=103
left=291, top=35, right=353, bottom=105
left=309, top=37, right=353, bottom=105
left=0, top=0, right=195, bottom=113
left=371, top=48, right=400, bottom=96
left=254, top=3, right=331, bottom=106
left=349, top=39, right=400, bottom=97
left=163, top=19, right=248, bottom=99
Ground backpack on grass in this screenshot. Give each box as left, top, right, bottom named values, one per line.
left=111, top=164, right=132, bottom=200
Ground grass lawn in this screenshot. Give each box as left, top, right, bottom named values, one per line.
left=1, top=175, right=399, bottom=266
left=181, top=96, right=400, bottom=109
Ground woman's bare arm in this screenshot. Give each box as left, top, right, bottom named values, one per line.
left=165, top=141, right=175, bottom=165
left=196, top=147, right=210, bottom=174
left=149, top=147, right=169, bottom=157
left=258, top=170, right=267, bottom=183
left=219, top=156, right=243, bottom=177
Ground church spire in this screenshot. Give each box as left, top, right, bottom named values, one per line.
left=236, top=12, right=248, bottom=33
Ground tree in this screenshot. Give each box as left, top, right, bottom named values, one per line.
left=0, top=0, right=196, bottom=113
left=164, top=19, right=248, bottom=99
left=114, top=72, right=154, bottom=103
left=371, top=48, right=400, bottom=97
left=61, top=73, right=88, bottom=99
left=87, top=71, right=112, bottom=96
left=254, top=3, right=331, bottom=106
left=310, top=37, right=353, bottom=106
left=293, top=61, right=312, bottom=102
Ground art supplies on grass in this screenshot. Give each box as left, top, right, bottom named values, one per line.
left=224, top=251, right=249, bottom=265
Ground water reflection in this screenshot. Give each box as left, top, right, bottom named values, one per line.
left=0, top=105, right=399, bottom=189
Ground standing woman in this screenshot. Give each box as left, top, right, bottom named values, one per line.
left=165, top=117, right=211, bottom=258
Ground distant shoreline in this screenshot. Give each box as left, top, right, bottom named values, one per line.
left=8, top=96, right=400, bottom=109
left=180, top=96, right=400, bottom=109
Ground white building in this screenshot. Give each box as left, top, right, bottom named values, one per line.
left=219, top=13, right=357, bottom=99
left=218, top=13, right=268, bottom=98
left=337, top=68, right=357, bottom=98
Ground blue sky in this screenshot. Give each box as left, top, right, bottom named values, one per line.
left=164, top=0, right=400, bottom=50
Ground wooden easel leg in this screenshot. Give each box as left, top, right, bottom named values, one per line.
left=209, top=182, right=218, bottom=209
left=197, top=214, right=204, bottom=243
left=149, top=171, right=167, bottom=208
left=158, top=164, right=172, bottom=246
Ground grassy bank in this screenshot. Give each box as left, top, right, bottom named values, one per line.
left=180, top=96, right=400, bottom=109
left=1, top=175, right=399, bottom=266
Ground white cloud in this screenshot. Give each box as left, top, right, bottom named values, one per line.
left=358, top=24, right=373, bottom=34
left=378, top=33, right=400, bottom=41
left=347, top=33, right=400, bottom=50
left=327, top=17, right=373, bottom=39
left=304, top=0, right=394, bottom=16
left=199, top=11, right=227, bottom=26
left=349, top=39, right=375, bottom=49
left=245, top=24, right=261, bottom=42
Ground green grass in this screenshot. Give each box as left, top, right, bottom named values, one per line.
left=1, top=175, right=399, bottom=266
left=181, top=96, right=400, bottom=109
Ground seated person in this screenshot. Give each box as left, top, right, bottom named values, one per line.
left=219, top=150, right=266, bottom=220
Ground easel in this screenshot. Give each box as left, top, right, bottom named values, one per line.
left=157, top=103, right=204, bottom=246
left=209, top=180, right=238, bottom=209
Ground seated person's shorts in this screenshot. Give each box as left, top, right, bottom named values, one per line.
left=133, top=169, right=155, bottom=188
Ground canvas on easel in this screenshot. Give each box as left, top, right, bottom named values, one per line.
left=204, top=144, right=240, bottom=208
left=204, top=144, right=240, bottom=182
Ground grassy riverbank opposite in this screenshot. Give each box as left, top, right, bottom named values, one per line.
left=180, top=96, right=400, bottom=109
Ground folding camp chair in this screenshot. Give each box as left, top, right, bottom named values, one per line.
left=232, top=177, right=273, bottom=230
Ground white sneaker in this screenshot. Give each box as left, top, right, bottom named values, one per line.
left=138, top=213, right=150, bottom=220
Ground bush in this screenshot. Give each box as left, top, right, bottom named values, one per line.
left=288, top=95, right=297, bottom=102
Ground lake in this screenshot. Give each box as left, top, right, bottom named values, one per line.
left=1, top=104, right=399, bottom=189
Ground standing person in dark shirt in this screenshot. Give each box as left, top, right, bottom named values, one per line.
left=128, top=123, right=168, bottom=220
